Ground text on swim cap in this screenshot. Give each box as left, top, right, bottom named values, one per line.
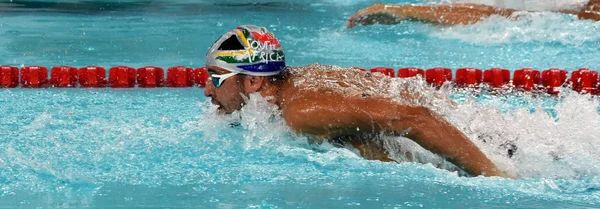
left=248, top=40, right=284, bottom=63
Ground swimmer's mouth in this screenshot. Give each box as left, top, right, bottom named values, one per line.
left=211, top=100, right=224, bottom=113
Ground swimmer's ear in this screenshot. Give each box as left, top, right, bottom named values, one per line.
left=242, top=75, right=266, bottom=93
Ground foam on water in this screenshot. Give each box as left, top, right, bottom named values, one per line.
left=436, top=89, right=600, bottom=178
left=188, top=82, right=600, bottom=205
left=2, top=86, right=600, bottom=206
left=446, top=0, right=588, bottom=11
left=252, top=79, right=600, bottom=199
left=430, top=12, right=600, bottom=46
left=220, top=63, right=600, bottom=180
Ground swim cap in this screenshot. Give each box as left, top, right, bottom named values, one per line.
left=206, top=25, right=286, bottom=76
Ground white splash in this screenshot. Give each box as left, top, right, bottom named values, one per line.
left=443, top=0, right=588, bottom=11
left=436, top=88, right=600, bottom=178
left=429, top=12, right=600, bottom=45
left=197, top=65, right=600, bottom=179
left=195, top=92, right=366, bottom=165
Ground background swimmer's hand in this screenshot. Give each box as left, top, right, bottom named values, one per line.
left=578, top=10, right=600, bottom=21
left=576, top=0, right=600, bottom=21
left=347, top=4, right=406, bottom=28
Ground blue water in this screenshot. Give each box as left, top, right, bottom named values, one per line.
left=1, top=0, right=600, bottom=208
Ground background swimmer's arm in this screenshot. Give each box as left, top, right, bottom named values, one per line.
left=577, top=0, right=600, bottom=21
left=283, top=92, right=508, bottom=177
left=347, top=3, right=517, bottom=28
left=578, top=10, right=600, bottom=20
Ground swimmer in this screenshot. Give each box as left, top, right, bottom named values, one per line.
left=347, top=0, right=600, bottom=27
left=204, top=25, right=509, bottom=178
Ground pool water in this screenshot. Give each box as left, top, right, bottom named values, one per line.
left=1, top=0, right=600, bottom=208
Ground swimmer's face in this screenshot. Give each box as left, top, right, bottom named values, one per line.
left=203, top=66, right=245, bottom=114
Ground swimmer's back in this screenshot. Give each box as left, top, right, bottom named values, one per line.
left=284, top=64, right=394, bottom=99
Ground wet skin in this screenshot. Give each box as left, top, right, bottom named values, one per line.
left=204, top=65, right=509, bottom=178
left=347, top=1, right=600, bottom=28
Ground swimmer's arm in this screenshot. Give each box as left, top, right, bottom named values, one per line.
left=347, top=3, right=517, bottom=28
left=577, top=0, right=600, bottom=21
left=339, top=135, right=398, bottom=163
left=577, top=10, right=600, bottom=21
left=283, top=93, right=507, bottom=177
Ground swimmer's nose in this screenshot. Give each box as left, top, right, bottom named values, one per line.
left=204, top=79, right=215, bottom=97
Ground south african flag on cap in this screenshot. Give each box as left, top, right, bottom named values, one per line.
left=205, top=25, right=286, bottom=76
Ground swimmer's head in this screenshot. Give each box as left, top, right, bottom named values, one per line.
left=206, top=25, right=286, bottom=76
left=204, top=25, right=286, bottom=114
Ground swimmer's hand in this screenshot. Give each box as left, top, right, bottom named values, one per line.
left=578, top=10, right=600, bottom=21
left=347, top=4, right=406, bottom=28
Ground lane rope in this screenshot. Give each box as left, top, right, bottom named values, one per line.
left=1, top=65, right=598, bottom=95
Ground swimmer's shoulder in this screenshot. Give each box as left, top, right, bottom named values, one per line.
left=281, top=64, right=395, bottom=99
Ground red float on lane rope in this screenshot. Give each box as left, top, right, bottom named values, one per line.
left=513, top=68, right=541, bottom=91
left=137, top=66, right=164, bottom=88
left=425, top=67, right=452, bottom=87
left=50, top=66, right=78, bottom=87
left=21, top=66, right=48, bottom=88
left=109, top=66, right=136, bottom=88
left=78, top=66, right=107, bottom=88
left=542, top=68, right=567, bottom=95
left=370, top=67, right=395, bottom=77
left=398, top=67, right=424, bottom=78
left=455, top=68, right=482, bottom=87
left=570, top=68, right=599, bottom=94
left=194, top=67, right=209, bottom=88
left=167, top=66, right=194, bottom=87
left=0, top=66, right=19, bottom=88
left=483, top=68, right=510, bottom=88
left=4, top=64, right=600, bottom=96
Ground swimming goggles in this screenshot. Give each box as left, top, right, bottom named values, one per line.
left=209, top=72, right=238, bottom=88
